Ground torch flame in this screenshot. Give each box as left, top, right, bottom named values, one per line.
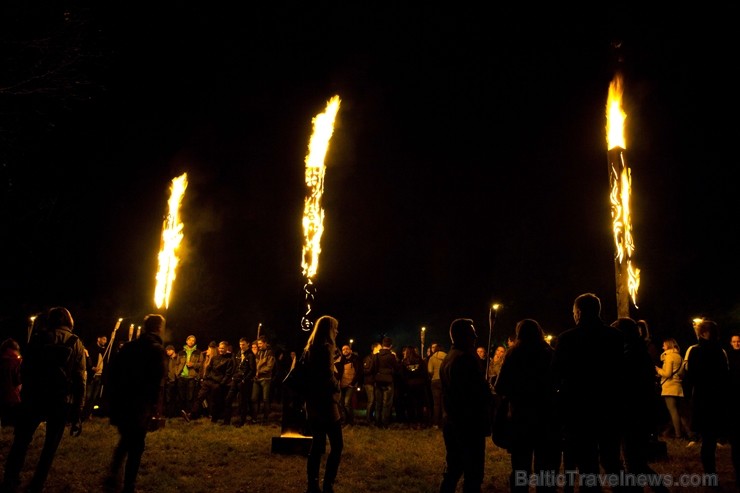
left=606, top=76, right=626, bottom=151
left=606, top=75, right=640, bottom=307
left=301, top=95, right=341, bottom=281
left=154, top=172, right=188, bottom=309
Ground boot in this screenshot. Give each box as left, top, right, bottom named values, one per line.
left=323, top=480, right=334, bottom=493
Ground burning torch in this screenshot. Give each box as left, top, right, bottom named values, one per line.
left=154, top=172, right=188, bottom=311
left=299, top=95, right=341, bottom=332
left=106, top=318, right=123, bottom=363
left=486, top=303, right=501, bottom=383
left=606, top=73, right=640, bottom=318
left=27, top=315, right=37, bottom=344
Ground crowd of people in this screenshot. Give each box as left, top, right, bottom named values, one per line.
left=0, top=292, right=739, bottom=493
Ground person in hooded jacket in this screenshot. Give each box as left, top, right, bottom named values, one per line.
left=1, top=307, right=86, bottom=493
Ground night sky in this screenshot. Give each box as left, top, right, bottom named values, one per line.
left=1, top=4, right=739, bottom=355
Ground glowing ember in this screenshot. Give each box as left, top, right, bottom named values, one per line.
left=280, top=431, right=310, bottom=438
left=154, top=172, right=188, bottom=309
left=606, top=75, right=640, bottom=307
left=301, top=95, right=341, bottom=281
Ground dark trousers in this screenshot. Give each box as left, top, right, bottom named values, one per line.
left=306, top=418, right=343, bottom=488
left=82, top=374, right=103, bottom=420
left=191, top=380, right=218, bottom=419
left=564, top=424, right=624, bottom=493
left=210, top=384, right=227, bottom=422
left=404, top=383, right=427, bottom=425
left=109, top=422, right=148, bottom=493
left=164, top=381, right=178, bottom=418
left=224, top=381, right=251, bottom=424
left=3, top=403, right=69, bottom=492
left=374, top=383, right=394, bottom=427
left=439, top=422, right=485, bottom=493
left=177, top=377, right=199, bottom=413
left=251, top=378, right=271, bottom=421
left=339, top=386, right=355, bottom=424
left=431, top=379, right=444, bottom=427
left=509, top=427, right=560, bottom=493
left=699, top=430, right=720, bottom=475
left=622, top=427, right=669, bottom=493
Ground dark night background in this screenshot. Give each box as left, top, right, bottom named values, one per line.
left=1, top=3, right=739, bottom=355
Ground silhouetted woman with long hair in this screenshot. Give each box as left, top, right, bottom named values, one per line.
left=303, top=315, right=343, bottom=493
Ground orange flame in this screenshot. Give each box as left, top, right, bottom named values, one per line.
left=606, top=75, right=640, bottom=307
left=154, top=172, right=188, bottom=309
left=301, top=95, right=341, bottom=281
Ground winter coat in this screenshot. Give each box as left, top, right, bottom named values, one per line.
left=176, top=346, right=202, bottom=379
left=21, top=325, right=86, bottom=418
left=657, top=349, right=684, bottom=397
left=255, top=347, right=275, bottom=380
left=427, top=350, right=446, bottom=382
left=107, top=332, right=167, bottom=430
left=494, top=341, right=556, bottom=434
left=684, top=338, right=729, bottom=435
left=304, top=342, right=341, bottom=426
left=440, top=346, right=492, bottom=436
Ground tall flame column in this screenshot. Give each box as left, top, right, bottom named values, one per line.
left=299, top=95, right=341, bottom=332
left=154, top=172, right=188, bottom=310
left=606, top=75, right=640, bottom=318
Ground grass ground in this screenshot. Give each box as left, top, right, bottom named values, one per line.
left=0, top=413, right=736, bottom=493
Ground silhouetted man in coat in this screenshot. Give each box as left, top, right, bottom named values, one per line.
left=552, top=293, right=625, bottom=492
left=439, top=318, right=491, bottom=493
left=104, top=314, right=167, bottom=493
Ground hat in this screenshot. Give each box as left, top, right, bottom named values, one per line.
left=165, top=344, right=175, bottom=351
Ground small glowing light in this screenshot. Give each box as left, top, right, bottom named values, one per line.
left=281, top=432, right=311, bottom=438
